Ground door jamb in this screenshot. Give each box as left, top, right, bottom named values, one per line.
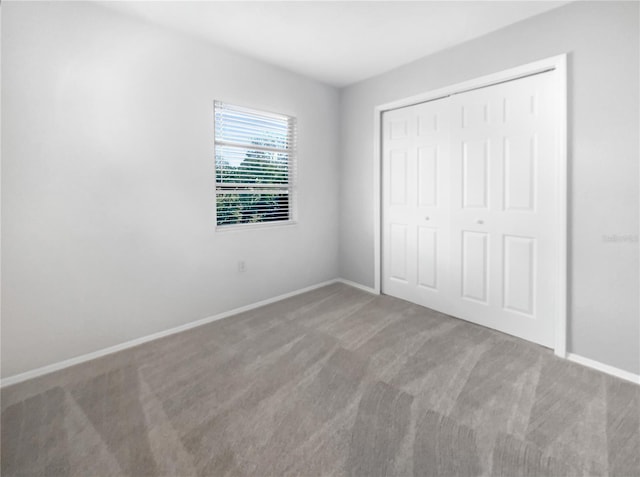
left=373, top=54, right=567, bottom=357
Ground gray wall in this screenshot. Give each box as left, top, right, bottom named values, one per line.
left=339, top=1, right=639, bottom=374
left=3, top=1, right=638, bottom=379
left=1, top=2, right=340, bottom=377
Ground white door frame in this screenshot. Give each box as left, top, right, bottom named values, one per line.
left=373, top=54, right=568, bottom=357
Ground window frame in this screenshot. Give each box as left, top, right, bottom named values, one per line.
left=214, top=101, right=297, bottom=231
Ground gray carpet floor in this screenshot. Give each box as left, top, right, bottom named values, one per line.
left=2, top=283, right=639, bottom=476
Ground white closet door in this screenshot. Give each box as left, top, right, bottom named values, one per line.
left=382, top=70, right=559, bottom=348
left=382, top=98, right=452, bottom=310
left=449, top=72, right=558, bottom=347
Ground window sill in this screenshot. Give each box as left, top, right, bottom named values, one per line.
left=215, top=220, right=298, bottom=233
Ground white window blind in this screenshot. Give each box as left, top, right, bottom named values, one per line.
left=214, top=101, right=296, bottom=227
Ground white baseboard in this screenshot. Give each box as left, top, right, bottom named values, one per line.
left=9, top=278, right=634, bottom=389
left=335, top=278, right=379, bottom=295
left=566, top=353, right=640, bottom=385
left=0, top=279, right=340, bottom=388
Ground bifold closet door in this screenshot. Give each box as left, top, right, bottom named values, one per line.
left=382, top=70, right=558, bottom=348
left=449, top=72, right=557, bottom=347
left=382, top=98, right=452, bottom=311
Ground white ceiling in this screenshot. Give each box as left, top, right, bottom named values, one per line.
left=102, top=1, right=571, bottom=87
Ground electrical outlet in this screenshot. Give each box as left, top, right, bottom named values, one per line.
left=238, top=260, right=246, bottom=273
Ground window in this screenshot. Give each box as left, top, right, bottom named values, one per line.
left=214, top=101, right=296, bottom=228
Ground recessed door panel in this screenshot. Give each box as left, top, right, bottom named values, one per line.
left=460, top=103, right=491, bottom=129
left=418, top=227, right=438, bottom=289
left=503, top=235, right=535, bottom=315
left=503, top=93, right=537, bottom=123
left=504, top=135, right=536, bottom=211
left=390, top=120, right=408, bottom=139
left=389, top=150, right=408, bottom=206
left=462, top=231, right=488, bottom=303
left=418, top=113, right=438, bottom=135
left=389, top=223, right=408, bottom=282
left=418, top=146, right=438, bottom=207
left=462, top=140, right=489, bottom=209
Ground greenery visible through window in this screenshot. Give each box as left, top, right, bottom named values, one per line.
left=214, top=102, right=296, bottom=227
